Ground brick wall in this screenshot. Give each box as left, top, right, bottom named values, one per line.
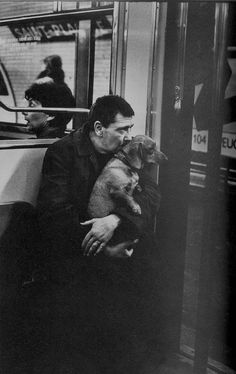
left=0, top=2, right=54, bottom=19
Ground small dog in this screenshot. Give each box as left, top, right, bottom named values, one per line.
left=88, top=135, right=167, bottom=218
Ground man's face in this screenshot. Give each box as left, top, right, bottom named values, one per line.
left=101, top=113, right=134, bottom=153
left=23, top=99, right=48, bottom=131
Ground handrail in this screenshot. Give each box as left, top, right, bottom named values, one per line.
left=0, top=101, right=89, bottom=114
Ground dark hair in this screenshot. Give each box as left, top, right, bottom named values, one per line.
left=87, top=95, right=134, bottom=131
left=25, top=78, right=75, bottom=130
left=37, top=55, right=65, bottom=84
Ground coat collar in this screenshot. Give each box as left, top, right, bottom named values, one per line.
left=71, top=123, right=100, bottom=173
left=71, top=123, right=95, bottom=156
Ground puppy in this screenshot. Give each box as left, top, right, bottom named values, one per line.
left=88, top=135, right=167, bottom=218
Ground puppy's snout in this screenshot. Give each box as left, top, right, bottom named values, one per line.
left=123, top=138, right=131, bottom=146
left=154, top=150, right=168, bottom=163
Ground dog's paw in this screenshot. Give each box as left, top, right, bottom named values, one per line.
left=132, top=204, right=142, bottom=215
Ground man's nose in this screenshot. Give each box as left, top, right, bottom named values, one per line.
left=123, top=133, right=132, bottom=143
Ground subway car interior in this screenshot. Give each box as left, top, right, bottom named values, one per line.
left=0, top=1, right=236, bottom=373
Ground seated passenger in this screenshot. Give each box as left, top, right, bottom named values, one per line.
left=24, top=77, right=75, bottom=139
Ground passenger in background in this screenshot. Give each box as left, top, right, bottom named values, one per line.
left=24, top=77, right=75, bottom=138
left=37, top=54, right=74, bottom=100
left=37, top=55, right=65, bottom=85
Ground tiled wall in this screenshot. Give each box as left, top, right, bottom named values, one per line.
left=0, top=2, right=54, bottom=19
left=0, top=3, right=112, bottom=124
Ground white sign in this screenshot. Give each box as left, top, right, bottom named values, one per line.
left=191, top=129, right=208, bottom=153
left=192, top=129, right=236, bottom=159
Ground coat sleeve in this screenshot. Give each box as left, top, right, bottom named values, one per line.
left=37, top=142, right=87, bottom=249
left=113, top=170, right=161, bottom=238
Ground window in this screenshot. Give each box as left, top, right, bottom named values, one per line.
left=0, top=3, right=113, bottom=138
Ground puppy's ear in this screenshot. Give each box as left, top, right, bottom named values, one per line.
left=138, top=142, right=144, bottom=161
left=123, top=142, right=143, bottom=169
left=155, top=150, right=168, bottom=163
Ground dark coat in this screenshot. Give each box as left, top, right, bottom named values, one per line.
left=34, top=123, right=65, bottom=139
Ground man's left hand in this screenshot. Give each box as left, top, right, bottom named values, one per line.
left=81, top=214, right=121, bottom=256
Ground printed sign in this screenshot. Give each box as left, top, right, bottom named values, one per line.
left=9, top=20, right=79, bottom=42
left=192, top=129, right=236, bottom=159
left=9, top=16, right=111, bottom=43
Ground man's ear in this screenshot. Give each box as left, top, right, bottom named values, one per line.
left=94, top=121, right=103, bottom=137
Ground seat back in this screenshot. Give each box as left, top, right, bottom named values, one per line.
left=0, top=201, right=39, bottom=306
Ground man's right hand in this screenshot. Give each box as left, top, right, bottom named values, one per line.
left=81, top=214, right=121, bottom=256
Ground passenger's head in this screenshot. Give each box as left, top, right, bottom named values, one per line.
left=37, top=55, right=64, bottom=84
left=44, top=55, right=62, bottom=70
left=24, top=77, right=75, bottom=135
left=88, top=95, right=135, bottom=154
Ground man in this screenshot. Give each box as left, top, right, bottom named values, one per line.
left=35, top=95, right=161, bottom=373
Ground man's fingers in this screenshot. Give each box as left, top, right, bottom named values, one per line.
left=82, top=230, right=93, bottom=249
left=94, top=243, right=105, bottom=256
left=84, top=236, right=96, bottom=254
left=80, top=219, right=95, bottom=226
left=87, top=241, right=104, bottom=256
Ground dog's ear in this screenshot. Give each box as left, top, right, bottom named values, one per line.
left=123, top=141, right=143, bottom=169
left=138, top=142, right=144, bottom=162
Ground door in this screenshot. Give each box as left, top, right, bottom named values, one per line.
left=156, top=2, right=235, bottom=373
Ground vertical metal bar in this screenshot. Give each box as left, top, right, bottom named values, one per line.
left=53, top=1, right=58, bottom=12
left=158, top=1, right=191, bottom=354
left=110, top=2, right=119, bottom=94
left=120, top=2, right=128, bottom=98
left=57, top=1, right=62, bottom=12
left=193, top=4, right=229, bottom=374
left=73, top=20, right=91, bottom=130
left=146, top=2, right=159, bottom=138
left=110, top=2, right=128, bottom=96
left=175, top=3, right=188, bottom=112
left=88, top=18, right=96, bottom=106
left=146, top=2, right=167, bottom=150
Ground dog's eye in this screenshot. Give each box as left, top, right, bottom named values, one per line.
left=147, top=148, right=154, bottom=154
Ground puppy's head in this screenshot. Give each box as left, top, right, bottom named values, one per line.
left=122, top=135, right=167, bottom=169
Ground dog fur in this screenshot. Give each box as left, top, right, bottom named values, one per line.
left=88, top=135, right=167, bottom=219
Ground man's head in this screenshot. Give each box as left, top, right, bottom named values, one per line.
left=37, top=55, right=65, bottom=84
left=88, top=95, right=135, bottom=154
left=24, top=78, right=75, bottom=133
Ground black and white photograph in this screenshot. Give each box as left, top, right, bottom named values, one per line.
left=0, top=1, right=235, bottom=373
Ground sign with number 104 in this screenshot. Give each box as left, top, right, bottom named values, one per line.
left=192, top=129, right=236, bottom=159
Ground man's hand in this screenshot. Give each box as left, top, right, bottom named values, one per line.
left=81, top=214, right=121, bottom=256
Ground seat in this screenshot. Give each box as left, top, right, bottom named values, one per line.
left=0, top=201, right=38, bottom=306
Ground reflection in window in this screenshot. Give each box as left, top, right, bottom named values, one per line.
left=0, top=2, right=113, bottom=139
left=93, top=15, right=112, bottom=101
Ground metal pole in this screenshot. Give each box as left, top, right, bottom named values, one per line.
left=0, top=101, right=89, bottom=114
left=193, top=4, right=229, bottom=373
